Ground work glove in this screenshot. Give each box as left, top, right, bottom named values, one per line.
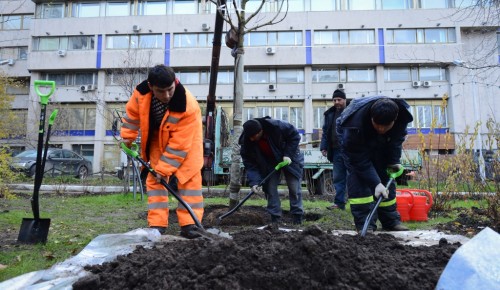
left=374, top=183, right=389, bottom=199
left=121, top=138, right=135, bottom=148
left=283, top=156, right=292, bottom=165
left=388, top=164, right=403, bottom=173
left=251, top=185, right=264, bottom=195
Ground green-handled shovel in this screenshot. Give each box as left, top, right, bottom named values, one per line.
left=217, top=160, right=290, bottom=222
left=18, top=80, right=55, bottom=244
left=360, top=166, right=405, bottom=237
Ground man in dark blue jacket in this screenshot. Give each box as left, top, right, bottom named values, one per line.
left=240, top=117, right=304, bottom=224
left=337, top=96, right=413, bottom=232
left=320, top=89, right=348, bottom=210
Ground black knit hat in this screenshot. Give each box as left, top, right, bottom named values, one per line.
left=332, top=89, right=346, bottom=99
left=243, top=119, right=262, bottom=136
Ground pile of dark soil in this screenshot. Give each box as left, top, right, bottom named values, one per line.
left=74, top=224, right=459, bottom=290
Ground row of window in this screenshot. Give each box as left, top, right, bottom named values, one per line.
left=10, top=101, right=445, bottom=139
left=105, top=67, right=447, bottom=86
left=33, top=0, right=483, bottom=19
left=33, top=67, right=449, bottom=90
left=29, top=27, right=457, bottom=52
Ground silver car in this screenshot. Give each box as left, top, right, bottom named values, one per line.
left=10, top=149, right=93, bottom=179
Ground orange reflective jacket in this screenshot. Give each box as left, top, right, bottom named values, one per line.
left=121, top=80, right=203, bottom=184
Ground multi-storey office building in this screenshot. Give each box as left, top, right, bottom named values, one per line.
left=1, top=0, right=499, bottom=174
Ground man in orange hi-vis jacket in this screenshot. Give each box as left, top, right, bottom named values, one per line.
left=121, top=64, right=204, bottom=239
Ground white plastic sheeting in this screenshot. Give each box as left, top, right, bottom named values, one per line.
left=436, top=227, right=500, bottom=290
left=0, top=228, right=161, bottom=290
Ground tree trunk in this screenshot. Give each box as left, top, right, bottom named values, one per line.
left=228, top=46, right=245, bottom=209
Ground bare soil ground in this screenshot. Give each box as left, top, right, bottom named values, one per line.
left=72, top=203, right=493, bottom=290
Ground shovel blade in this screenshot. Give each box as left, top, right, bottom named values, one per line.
left=18, top=218, right=51, bottom=244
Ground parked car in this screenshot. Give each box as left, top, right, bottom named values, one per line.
left=10, top=149, right=93, bottom=179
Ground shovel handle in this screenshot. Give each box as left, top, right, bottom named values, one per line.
left=48, top=110, right=58, bottom=125
left=121, top=142, right=140, bottom=158
left=34, top=80, right=56, bottom=105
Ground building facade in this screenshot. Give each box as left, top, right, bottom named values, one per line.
left=1, top=0, right=499, bottom=174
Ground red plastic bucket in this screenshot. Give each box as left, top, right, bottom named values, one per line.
left=396, top=189, right=414, bottom=222
left=408, top=189, right=433, bottom=221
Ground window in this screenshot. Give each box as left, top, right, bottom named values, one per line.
left=349, top=0, right=375, bottom=10
left=6, top=78, right=29, bottom=95
left=106, top=2, right=131, bottom=16
left=173, top=0, right=197, bottom=14
left=257, top=107, right=272, bottom=118
left=312, top=69, right=340, bottom=83
left=173, top=33, right=212, bottom=48
left=287, top=0, right=305, bottom=11
left=217, top=70, right=234, bottom=84
left=381, top=0, right=409, bottom=9
left=290, top=107, right=303, bottom=129
left=53, top=106, right=96, bottom=131
left=72, top=3, right=101, bottom=17
left=106, top=71, right=148, bottom=86
left=276, top=69, right=304, bottom=83
left=417, top=67, right=446, bottom=81
left=347, top=68, right=375, bottom=82
left=34, top=36, right=95, bottom=51
left=420, top=0, right=450, bottom=8
left=177, top=71, right=209, bottom=84
left=245, top=31, right=302, bottom=47
left=0, top=47, right=28, bottom=60
left=273, top=107, right=289, bottom=122
left=243, top=107, right=255, bottom=122
left=313, top=105, right=328, bottom=129
left=72, top=144, right=94, bottom=164
left=139, top=0, right=167, bottom=15
left=385, top=67, right=411, bottom=81
left=387, top=28, right=456, bottom=44
left=313, top=30, right=375, bottom=45
left=408, top=102, right=448, bottom=129
left=310, top=0, right=336, bottom=11
left=245, top=70, right=269, bottom=83
left=36, top=3, right=65, bottom=19
left=106, top=34, right=162, bottom=49
left=1, top=14, right=32, bottom=30
left=103, top=144, right=121, bottom=171
left=312, top=68, right=375, bottom=83
left=41, top=72, right=97, bottom=86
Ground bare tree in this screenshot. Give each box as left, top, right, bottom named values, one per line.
left=210, top=0, right=289, bottom=207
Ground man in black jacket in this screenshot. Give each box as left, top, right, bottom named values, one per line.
left=320, top=89, right=348, bottom=210
left=337, top=96, right=413, bottom=232
left=240, top=117, right=305, bottom=224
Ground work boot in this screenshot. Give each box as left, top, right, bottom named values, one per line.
left=326, top=203, right=345, bottom=210
left=180, top=225, right=203, bottom=239
left=292, top=214, right=303, bottom=225
left=150, top=226, right=167, bottom=235
left=357, top=228, right=374, bottom=235
left=271, top=215, right=281, bottom=224
left=383, top=224, right=409, bottom=231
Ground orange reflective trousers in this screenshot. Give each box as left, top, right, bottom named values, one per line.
left=146, top=133, right=204, bottom=227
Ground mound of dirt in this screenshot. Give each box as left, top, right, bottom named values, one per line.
left=74, top=225, right=459, bottom=290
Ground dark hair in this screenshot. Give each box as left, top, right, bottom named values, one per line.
left=370, top=98, right=399, bottom=125
left=148, top=65, right=176, bottom=88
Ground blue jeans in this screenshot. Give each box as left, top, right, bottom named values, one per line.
left=263, top=169, right=304, bottom=218
left=332, top=149, right=347, bottom=206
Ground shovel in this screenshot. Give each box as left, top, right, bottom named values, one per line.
left=217, top=160, right=290, bottom=222
left=36, top=110, right=58, bottom=193
left=18, top=80, right=56, bottom=244
left=360, top=166, right=405, bottom=237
